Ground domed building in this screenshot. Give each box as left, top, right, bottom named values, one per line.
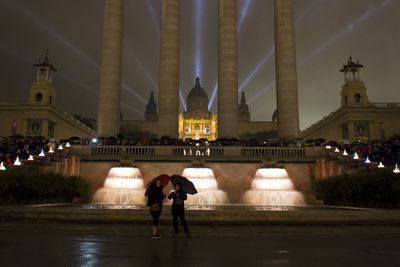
left=178, top=77, right=218, bottom=140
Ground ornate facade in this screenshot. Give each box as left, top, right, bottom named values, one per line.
left=301, top=57, right=400, bottom=142
left=0, top=54, right=95, bottom=139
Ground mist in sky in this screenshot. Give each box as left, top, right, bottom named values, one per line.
left=0, top=0, right=399, bottom=130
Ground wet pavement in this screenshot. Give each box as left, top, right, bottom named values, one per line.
left=1, top=223, right=400, bottom=266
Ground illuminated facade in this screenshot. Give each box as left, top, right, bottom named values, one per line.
left=178, top=78, right=218, bottom=140
left=0, top=54, right=95, bottom=139
left=302, top=57, right=400, bottom=142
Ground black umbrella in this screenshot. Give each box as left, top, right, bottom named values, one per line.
left=170, top=175, right=198, bottom=195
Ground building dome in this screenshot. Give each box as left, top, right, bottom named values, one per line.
left=186, top=77, right=209, bottom=114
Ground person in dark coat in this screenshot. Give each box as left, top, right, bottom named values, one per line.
left=168, top=182, right=190, bottom=237
left=146, top=179, right=165, bottom=238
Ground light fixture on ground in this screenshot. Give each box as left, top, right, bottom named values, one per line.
left=14, top=157, right=21, bottom=166
left=394, top=164, right=400, bottom=174
left=378, top=162, right=385, bottom=168
left=353, top=152, right=359, bottom=160
left=66, top=142, right=71, bottom=147
left=28, top=155, right=34, bottom=161
left=365, top=157, right=371, bottom=164
left=39, top=149, right=45, bottom=157
left=58, top=145, right=63, bottom=150
left=343, top=150, right=348, bottom=156
left=334, top=148, right=340, bottom=153
left=49, top=147, right=54, bottom=153
left=325, top=145, right=331, bottom=149
left=0, top=162, right=5, bottom=170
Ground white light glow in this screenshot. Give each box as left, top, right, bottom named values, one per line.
left=49, top=147, right=54, bottom=153
left=93, top=167, right=146, bottom=204
left=243, top=168, right=306, bottom=206
left=104, top=178, right=144, bottom=189
left=66, top=142, right=71, bottom=147
left=394, top=164, right=400, bottom=174
left=58, top=145, right=63, bottom=150
left=334, top=148, right=340, bottom=153
left=365, top=157, right=371, bottom=164
left=0, top=162, right=5, bottom=171
left=14, top=157, right=21, bottom=166
left=181, top=168, right=229, bottom=205
left=378, top=162, right=385, bottom=168
left=325, top=145, right=332, bottom=149
left=39, top=149, right=45, bottom=157
left=343, top=150, right=348, bottom=156
left=353, top=153, right=359, bottom=160
left=28, top=155, right=34, bottom=161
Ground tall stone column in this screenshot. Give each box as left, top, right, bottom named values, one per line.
left=218, top=0, right=239, bottom=139
left=97, top=0, right=124, bottom=137
left=275, top=0, right=300, bottom=139
left=158, top=0, right=180, bottom=138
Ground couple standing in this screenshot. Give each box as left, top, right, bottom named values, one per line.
left=146, top=178, right=190, bottom=239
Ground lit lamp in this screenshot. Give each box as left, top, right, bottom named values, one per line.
left=377, top=162, right=385, bottom=168
left=39, top=149, right=45, bottom=157
left=334, top=148, right=340, bottom=153
left=14, top=157, right=22, bottom=166
left=353, top=153, right=359, bottom=160
left=325, top=145, right=332, bottom=149
left=49, top=147, right=54, bottom=153
left=343, top=150, right=348, bottom=156
left=394, top=164, right=400, bottom=174
left=66, top=142, right=71, bottom=148
left=28, top=155, right=34, bottom=161
left=365, top=157, right=371, bottom=164
left=0, top=162, right=5, bottom=171
left=58, top=144, right=63, bottom=150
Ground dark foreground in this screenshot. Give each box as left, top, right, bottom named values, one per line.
left=1, top=222, right=400, bottom=267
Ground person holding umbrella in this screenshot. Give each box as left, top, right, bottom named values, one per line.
left=145, top=174, right=170, bottom=239
left=169, top=175, right=198, bottom=238
left=168, top=182, right=189, bottom=237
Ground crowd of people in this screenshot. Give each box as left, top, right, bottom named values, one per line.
left=1, top=134, right=400, bottom=166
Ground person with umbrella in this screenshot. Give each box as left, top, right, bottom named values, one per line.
left=168, top=182, right=189, bottom=237
left=145, top=174, right=170, bottom=239
left=169, top=175, right=198, bottom=238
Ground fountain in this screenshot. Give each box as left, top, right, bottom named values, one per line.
left=181, top=167, right=229, bottom=205
left=242, top=168, right=305, bottom=206
left=92, top=167, right=146, bottom=204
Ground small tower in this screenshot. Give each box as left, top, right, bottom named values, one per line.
left=28, top=50, right=57, bottom=106
left=145, top=91, right=158, bottom=121
left=238, top=91, right=250, bottom=121
left=340, top=56, right=371, bottom=107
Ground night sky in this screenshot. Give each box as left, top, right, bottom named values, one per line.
left=0, top=0, right=399, bottom=130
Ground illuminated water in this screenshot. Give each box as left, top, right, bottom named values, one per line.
left=181, top=168, right=229, bottom=205
left=92, top=167, right=146, bottom=204
left=243, top=168, right=305, bottom=206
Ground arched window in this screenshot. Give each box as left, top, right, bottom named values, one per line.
left=35, top=93, right=43, bottom=103
left=354, top=94, right=361, bottom=104
left=204, top=125, right=210, bottom=134
left=194, top=124, right=200, bottom=131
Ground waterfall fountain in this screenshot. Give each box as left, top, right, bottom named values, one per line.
left=181, top=168, right=229, bottom=205
left=242, top=168, right=305, bottom=206
left=93, top=167, right=146, bottom=204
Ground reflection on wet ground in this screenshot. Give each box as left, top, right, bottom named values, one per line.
left=46, top=203, right=369, bottom=212
left=1, top=224, right=400, bottom=267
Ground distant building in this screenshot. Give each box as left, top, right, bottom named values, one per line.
left=301, top=57, right=400, bottom=142
left=0, top=53, right=95, bottom=139
left=122, top=77, right=277, bottom=140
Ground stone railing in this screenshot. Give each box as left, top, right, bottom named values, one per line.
left=70, top=145, right=324, bottom=162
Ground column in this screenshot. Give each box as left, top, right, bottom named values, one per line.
left=275, top=0, right=300, bottom=139
left=218, top=0, right=239, bottom=139
left=97, top=0, right=124, bottom=137
left=158, top=0, right=180, bottom=138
